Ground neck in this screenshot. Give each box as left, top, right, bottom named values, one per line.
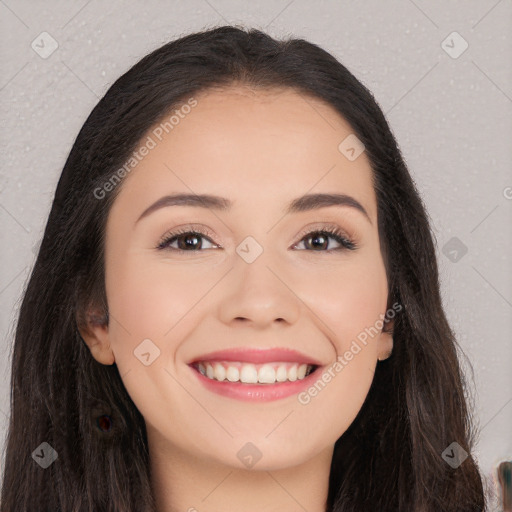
left=147, top=424, right=333, bottom=512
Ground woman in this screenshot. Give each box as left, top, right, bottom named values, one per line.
left=0, top=25, right=487, bottom=511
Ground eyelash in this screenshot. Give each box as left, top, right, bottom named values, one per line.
left=156, top=224, right=358, bottom=254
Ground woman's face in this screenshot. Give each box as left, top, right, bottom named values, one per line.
left=85, top=86, right=392, bottom=470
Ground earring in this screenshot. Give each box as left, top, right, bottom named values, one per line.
left=96, top=414, right=113, bottom=432
left=89, top=398, right=114, bottom=434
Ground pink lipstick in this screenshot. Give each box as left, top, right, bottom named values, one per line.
left=188, top=347, right=322, bottom=402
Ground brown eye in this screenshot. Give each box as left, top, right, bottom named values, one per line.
left=157, top=227, right=219, bottom=252
left=304, top=232, right=330, bottom=250
left=157, top=229, right=218, bottom=251
left=294, top=228, right=357, bottom=252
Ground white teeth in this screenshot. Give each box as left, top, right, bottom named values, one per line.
left=275, top=365, right=288, bottom=382
left=197, top=361, right=314, bottom=384
left=240, top=364, right=258, bottom=383
left=258, top=365, right=276, bottom=383
left=213, top=363, right=226, bottom=381
left=226, top=366, right=239, bottom=382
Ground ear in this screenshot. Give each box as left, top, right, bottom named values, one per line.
left=77, top=308, right=115, bottom=366
left=377, top=317, right=394, bottom=361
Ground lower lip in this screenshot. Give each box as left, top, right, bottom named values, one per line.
left=189, top=364, right=321, bottom=402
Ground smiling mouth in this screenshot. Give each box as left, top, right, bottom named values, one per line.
left=192, top=361, right=318, bottom=385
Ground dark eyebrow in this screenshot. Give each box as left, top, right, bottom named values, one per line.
left=135, top=193, right=372, bottom=225
left=136, top=194, right=231, bottom=224
left=287, top=193, right=372, bottom=224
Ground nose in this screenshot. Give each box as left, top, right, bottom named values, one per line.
left=216, top=258, right=301, bottom=329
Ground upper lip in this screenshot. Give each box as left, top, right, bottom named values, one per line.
left=188, top=347, right=322, bottom=366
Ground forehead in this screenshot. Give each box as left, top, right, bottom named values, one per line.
left=111, top=86, right=377, bottom=223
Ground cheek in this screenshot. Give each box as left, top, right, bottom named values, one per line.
left=105, top=253, right=219, bottom=377
left=297, top=256, right=388, bottom=356
left=103, top=255, right=173, bottom=374
left=103, top=255, right=199, bottom=431
left=294, top=261, right=385, bottom=434
left=106, top=254, right=197, bottom=335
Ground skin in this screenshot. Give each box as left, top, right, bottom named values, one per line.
left=80, top=86, right=393, bottom=512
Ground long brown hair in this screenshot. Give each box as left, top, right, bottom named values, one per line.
left=1, top=25, right=487, bottom=511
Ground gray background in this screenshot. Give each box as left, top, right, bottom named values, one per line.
left=0, top=0, right=511, bottom=509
